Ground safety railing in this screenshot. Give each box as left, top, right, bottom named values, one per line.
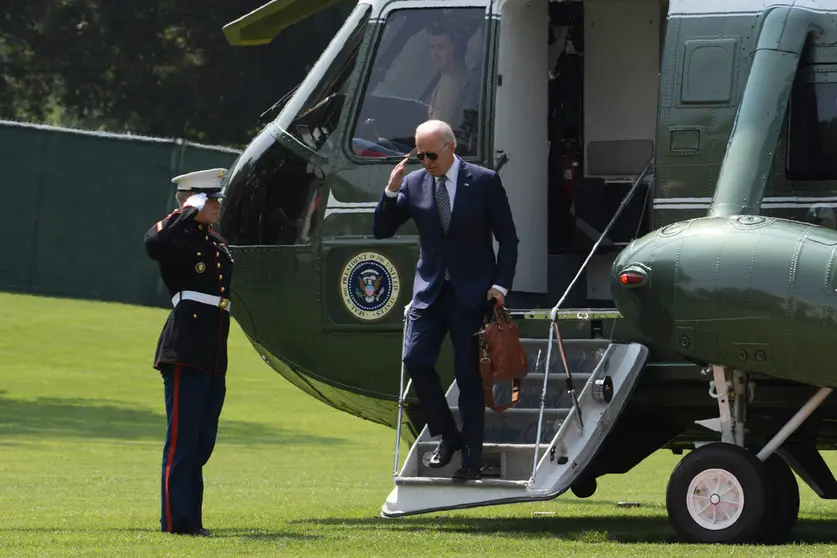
left=529, top=153, right=656, bottom=484
left=393, top=302, right=413, bottom=478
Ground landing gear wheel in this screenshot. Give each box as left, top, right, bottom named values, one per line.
left=571, top=477, right=597, bottom=498
left=666, top=443, right=769, bottom=544
left=756, top=453, right=799, bottom=544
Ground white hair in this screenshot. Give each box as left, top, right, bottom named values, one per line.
left=416, top=120, right=455, bottom=144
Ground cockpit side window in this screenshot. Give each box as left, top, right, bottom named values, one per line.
left=786, top=72, right=837, bottom=181
left=348, top=7, right=487, bottom=159
left=275, top=4, right=371, bottom=153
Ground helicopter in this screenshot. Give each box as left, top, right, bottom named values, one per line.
left=216, top=0, right=837, bottom=545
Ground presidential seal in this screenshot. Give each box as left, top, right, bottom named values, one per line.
left=340, top=251, right=400, bottom=321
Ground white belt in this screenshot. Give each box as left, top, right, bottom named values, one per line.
left=172, top=290, right=231, bottom=312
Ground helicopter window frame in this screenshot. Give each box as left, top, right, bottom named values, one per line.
left=342, top=2, right=492, bottom=164
left=271, top=2, right=372, bottom=153
left=785, top=64, right=837, bottom=182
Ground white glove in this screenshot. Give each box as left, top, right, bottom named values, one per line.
left=183, top=193, right=207, bottom=211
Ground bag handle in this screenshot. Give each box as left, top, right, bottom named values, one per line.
left=491, top=305, right=513, bottom=329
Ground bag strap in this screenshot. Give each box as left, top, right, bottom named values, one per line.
left=478, top=350, right=521, bottom=413
left=474, top=315, right=520, bottom=413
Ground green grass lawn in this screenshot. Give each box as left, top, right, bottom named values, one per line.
left=2, top=291, right=837, bottom=556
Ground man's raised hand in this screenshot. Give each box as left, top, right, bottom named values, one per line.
left=387, top=153, right=413, bottom=192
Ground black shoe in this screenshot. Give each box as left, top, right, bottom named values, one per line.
left=452, top=465, right=482, bottom=481
left=428, top=437, right=463, bottom=468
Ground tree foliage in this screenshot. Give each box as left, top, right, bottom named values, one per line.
left=0, top=0, right=356, bottom=147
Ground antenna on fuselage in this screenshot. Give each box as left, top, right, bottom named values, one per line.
left=257, top=82, right=302, bottom=128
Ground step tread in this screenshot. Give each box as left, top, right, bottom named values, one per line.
left=415, top=442, right=551, bottom=450
left=509, top=309, right=623, bottom=320
left=450, top=406, right=572, bottom=414
left=518, top=337, right=614, bottom=343
left=395, top=476, right=530, bottom=488
left=515, top=372, right=594, bottom=380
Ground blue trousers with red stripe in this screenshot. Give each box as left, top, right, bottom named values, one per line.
left=159, top=363, right=226, bottom=533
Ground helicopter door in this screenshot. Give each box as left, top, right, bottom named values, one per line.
left=489, top=0, right=550, bottom=296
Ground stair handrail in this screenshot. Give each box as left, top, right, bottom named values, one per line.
left=529, top=153, right=655, bottom=485
left=393, top=301, right=413, bottom=479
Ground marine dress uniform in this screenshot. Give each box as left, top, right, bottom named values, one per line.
left=143, top=168, right=234, bottom=536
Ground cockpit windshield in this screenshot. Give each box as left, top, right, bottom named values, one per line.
left=274, top=3, right=371, bottom=153
left=349, top=7, right=487, bottom=159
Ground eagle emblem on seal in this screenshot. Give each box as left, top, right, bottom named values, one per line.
left=355, top=269, right=385, bottom=304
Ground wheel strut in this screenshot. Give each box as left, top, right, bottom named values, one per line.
left=711, top=366, right=734, bottom=444
left=757, top=386, right=833, bottom=461
left=710, top=366, right=748, bottom=446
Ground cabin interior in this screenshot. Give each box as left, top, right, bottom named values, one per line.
left=495, top=0, right=666, bottom=310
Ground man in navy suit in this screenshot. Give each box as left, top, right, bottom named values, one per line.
left=373, top=120, right=519, bottom=480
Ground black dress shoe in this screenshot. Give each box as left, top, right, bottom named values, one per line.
left=428, top=437, right=463, bottom=468
left=452, top=465, right=482, bottom=481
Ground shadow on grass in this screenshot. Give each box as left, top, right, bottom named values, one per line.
left=5, top=516, right=837, bottom=545
left=226, top=530, right=323, bottom=542
left=0, top=396, right=345, bottom=446
left=0, top=526, right=323, bottom=542
left=285, top=515, right=837, bottom=545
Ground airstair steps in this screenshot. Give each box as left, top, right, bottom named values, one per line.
left=489, top=373, right=594, bottom=410
left=382, top=338, right=650, bottom=517
left=382, top=155, right=657, bottom=517
left=413, top=441, right=552, bottom=480
left=446, top=406, right=571, bottom=445
left=394, top=477, right=529, bottom=488
left=519, top=338, right=610, bottom=375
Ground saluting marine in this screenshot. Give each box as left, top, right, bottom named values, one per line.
left=144, top=167, right=234, bottom=537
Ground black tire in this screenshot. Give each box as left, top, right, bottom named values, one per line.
left=756, top=452, right=800, bottom=544
left=666, top=443, right=769, bottom=544
left=571, top=477, right=597, bottom=498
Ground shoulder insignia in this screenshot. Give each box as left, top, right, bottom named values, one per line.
left=196, top=262, right=206, bottom=273
left=156, top=220, right=164, bottom=232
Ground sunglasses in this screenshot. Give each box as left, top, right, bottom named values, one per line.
left=416, top=142, right=449, bottom=161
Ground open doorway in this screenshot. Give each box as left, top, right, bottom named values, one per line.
left=494, top=0, right=664, bottom=309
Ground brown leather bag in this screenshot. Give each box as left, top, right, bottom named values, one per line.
left=475, top=304, right=528, bottom=412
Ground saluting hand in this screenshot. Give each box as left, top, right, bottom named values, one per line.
left=183, top=193, right=208, bottom=211
left=386, top=156, right=410, bottom=192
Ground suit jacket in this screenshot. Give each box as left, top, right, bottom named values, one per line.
left=373, top=158, right=518, bottom=311
left=144, top=206, right=234, bottom=376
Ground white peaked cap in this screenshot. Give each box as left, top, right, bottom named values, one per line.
left=171, top=168, right=227, bottom=198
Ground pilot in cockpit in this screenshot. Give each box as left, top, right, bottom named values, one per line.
left=425, top=23, right=471, bottom=126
